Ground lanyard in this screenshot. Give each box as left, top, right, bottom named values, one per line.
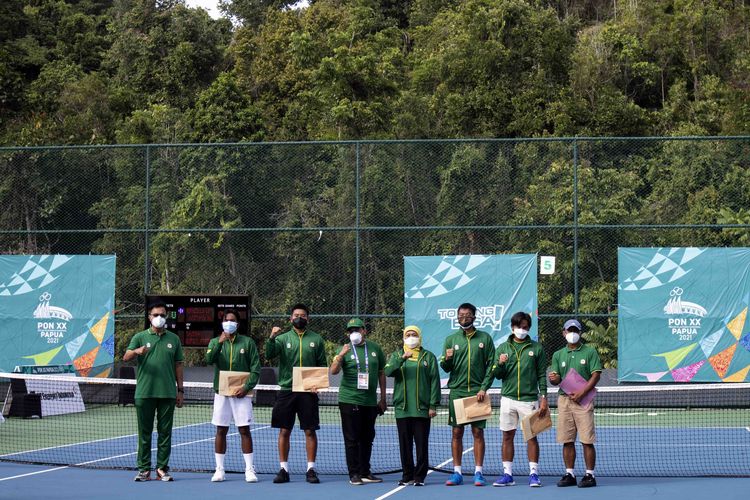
left=350, top=341, right=369, bottom=373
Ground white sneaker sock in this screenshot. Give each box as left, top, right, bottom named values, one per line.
left=529, top=462, right=538, bottom=475
left=215, top=453, right=225, bottom=470
left=475, top=466, right=483, bottom=473
left=585, top=469, right=595, bottom=477
left=566, top=468, right=575, bottom=476
left=280, top=461, right=289, bottom=472
left=454, top=465, right=462, bottom=474
left=503, top=462, right=513, bottom=475
left=307, top=461, right=315, bottom=471
left=243, top=453, right=253, bottom=470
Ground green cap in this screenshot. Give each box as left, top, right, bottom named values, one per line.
left=346, top=318, right=365, bottom=330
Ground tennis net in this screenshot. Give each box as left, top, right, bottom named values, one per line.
left=1, top=372, right=749, bottom=477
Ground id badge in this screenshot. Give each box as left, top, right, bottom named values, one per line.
left=357, top=372, right=368, bottom=390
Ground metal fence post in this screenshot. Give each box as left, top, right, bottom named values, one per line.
left=355, top=142, right=361, bottom=316
left=144, top=145, right=151, bottom=296
left=572, top=139, right=579, bottom=316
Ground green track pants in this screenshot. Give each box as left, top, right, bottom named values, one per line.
left=135, top=397, right=176, bottom=471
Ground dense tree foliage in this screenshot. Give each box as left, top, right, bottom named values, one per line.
left=1, top=0, right=749, bottom=365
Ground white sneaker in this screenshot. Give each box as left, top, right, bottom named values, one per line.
left=245, top=468, right=258, bottom=483
left=211, top=469, right=225, bottom=482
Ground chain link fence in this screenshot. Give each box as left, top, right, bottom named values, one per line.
left=1, top=138, right=749, bottom=367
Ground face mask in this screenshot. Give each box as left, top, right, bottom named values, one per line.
left=404, top=336, right=420, bottom=349
left=459, top=319, right=474, bottom=330
left=292, top=317, right=307, bottom=330
left=222, top=321, right=238, bottom=334
left=151, top=315, right=166, bottom=329
left=513, top=328, right=529, bottom=339
left=566, top=331, right=580, bottom=344
left=349, top=331, right=363, bottom=345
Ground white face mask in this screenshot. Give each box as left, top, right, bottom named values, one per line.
left=513, top=327, right=529, bottom=339
left=222, top=321, right=238, bottom=334
left=151, top=315, right=166, bottom=329
left=349, top=331, right=363, bottom=345
left=566, top=331, right=580, bottom=344
left=404, top=336, right=420, bottom=349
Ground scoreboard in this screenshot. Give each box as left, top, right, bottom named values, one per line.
left=144, top=295, right=250, bottom=347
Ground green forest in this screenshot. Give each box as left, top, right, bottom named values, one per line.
left=1, top=0, right=750, bottom=365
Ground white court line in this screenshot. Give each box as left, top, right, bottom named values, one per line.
left=0, top=425, right=270, bottom=482
left=0, top=420, right=216, bottom=458
left=374, top=446, right=474, bottom=500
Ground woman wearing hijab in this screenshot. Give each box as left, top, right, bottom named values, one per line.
left=384, top=326, right=441, bottom=486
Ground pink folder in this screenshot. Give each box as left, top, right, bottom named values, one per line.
left=559, top=369, right=597, bottom=407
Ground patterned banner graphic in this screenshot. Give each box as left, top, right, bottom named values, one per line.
left=618, top=248, right=750, bottom=382
left=404, top=254, right=537, bottom=384
left=0, top=255, right=116, bottom=374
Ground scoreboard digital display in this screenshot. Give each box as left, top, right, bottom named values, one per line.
left=144, top=295, right=250, bottom=347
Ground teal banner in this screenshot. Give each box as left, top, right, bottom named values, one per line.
left=404, top=254, right=538, bottom=383
left=618, top=248, right=750, bottom=382
left=0, top=255, right=116, bottom=376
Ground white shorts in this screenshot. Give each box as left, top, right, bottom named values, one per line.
left=499, top=397, right=537, bottom=431
left=212, top=393, right=254, bottom=427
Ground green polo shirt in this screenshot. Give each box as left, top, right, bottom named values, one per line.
left=205, top=334, right=261, bottom=393
left=127, top=328, right=184, bottom=399
left=338, top=340, right=386, bottom=406
left=265, top=329, right=327, bottom=390
left=550, top=342, right=602, bottom=395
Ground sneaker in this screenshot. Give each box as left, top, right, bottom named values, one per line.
left=362, top=474, right=383, bottom=483
left=134, top=470, right=150, bottom=482
left=445, top=472, right=463, bottom=486
left=492, top=473, right=515, bottom=487
left=529, top=473, right=541, bottom=487
left=398, top=479, right=414, bottom=486
left=156, top=467, right=173, bottom=482
left=349, top=475, right=364, bottom=485
left=557, top=473, right=577, bottom=487
left=578, top=473, right=596, bottom=488
left=474, top=471, right=487, bottom=486
left=414, top=481, right=424, bottom=486
left=273, top=468, right=290, bottom=484
left=306, top=468, right=320, bottom=484
left=245, top=467, right=258, bottom=483
left=211, top=469, right=225, bottom=482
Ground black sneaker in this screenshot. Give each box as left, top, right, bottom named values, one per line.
left=306, top=468, right=320, bottom=484
left=578, top=473, right=596, bottom=488
left=133, top=470, right=150, bottom=482
left=273, top=468, right=290, bottom=483
left=361, top=474, right=383, bottom=483
left=398, top=479, right=414, bottom=486
left=557, top=473, right=577, bottom=487
left=414, top=481, right=424, bottom=486
left=349, top=475, right=364, bottom=485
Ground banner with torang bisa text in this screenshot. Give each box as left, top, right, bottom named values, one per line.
left=618, top=248, right=750, bottom=382
left=0, top=255, right=116, bottom=376
left=404, top=254, right=537, bottom=385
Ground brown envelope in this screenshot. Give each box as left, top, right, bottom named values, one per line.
left=292, top=367, right=330, bottom=392
left=218, top=370, right=250, bottom=397
left=520, top=407, right=553, bottom=441
left=453, top=395, right=492, bottom=425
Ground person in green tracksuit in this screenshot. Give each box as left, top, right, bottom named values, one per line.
left=124, top=302, right=184, bottom=482
left=439, top=303, right=496, bottom=487
left=205, top=309, right=261, bottom=483
left=265, top=303, right=327, bottom=484
left=384, top=325, right=440, bottom=486
left=488, top=311, right=548, bottom=488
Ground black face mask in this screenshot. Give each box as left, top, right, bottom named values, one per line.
left=459, top=319, right=474, bottom=329
left=292, top=317, right=308, bottom=330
